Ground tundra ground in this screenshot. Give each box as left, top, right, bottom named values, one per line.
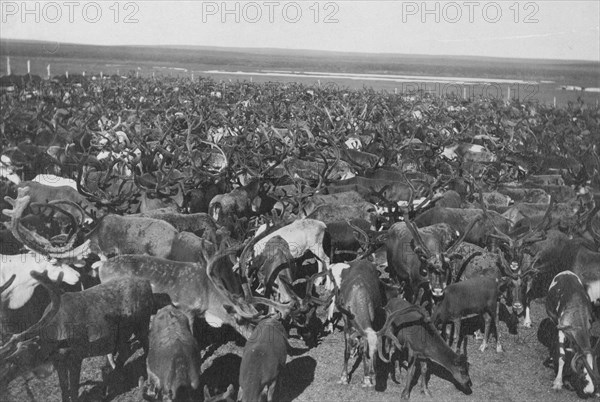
left=5, top=299, right=585, bottom=402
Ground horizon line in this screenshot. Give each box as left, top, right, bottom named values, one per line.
left=1, top=37, right=599, bottom=65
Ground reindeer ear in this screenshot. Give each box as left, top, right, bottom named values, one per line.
left=251, top=196, right=262, bottom=212
left=497, top=277, right=511, bottom=289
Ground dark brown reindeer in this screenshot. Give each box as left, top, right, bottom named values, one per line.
left=0, top=271, right=155, bottom=402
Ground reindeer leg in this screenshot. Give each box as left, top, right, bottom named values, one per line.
left=68, top=357, right=83, bottom=402
left=361, top=346, right=374, bottom=387
left=401, top=352, right=417, bottom=400
left=394, top=358, right=401, bottom=383
left=583, top=352, right=595, bottom=395
left=146, top=370, right=159, bottom=399
left=137, top=377, right=148, bottom=401
left=308, top=240, right=329, bottom=286
left=552, top=330, right=565, bottom=390
left=480, top=312, right=491, bottom=352
left=362, top=330, right=377, bottom=388
left=523, top=304, right=532, bottom=328
left=415, top=287, right=425, bottom=305
left=327, top=298, right=336, bottom=334
left=267, top=379, right=277, bottom=402
left=55, top=356, right=71, bottom=402
left=523, top=286, right=532, bottom=328
left=494, top=302, right=503, bottom=353
left=456, top=330, right=463, bottom=353
left=338, top=329, right=351, bottom=384
left=454, top=318, right=462, bottom=355
left=135, top=323, right=150, bottom=358
left=106, top=353, right=117, bottom=370
left=115, top=339, right=130, bottom=369
left=444, top=322, right=454, bottom=345
left=419, top=361, right=432, bottom=397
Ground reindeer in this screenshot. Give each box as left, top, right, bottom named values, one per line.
left=377, top=296, right=472, bottom=399
left=238, top=318, right=288, bottom=402
left=545, top=271, right=599, bottom=395
left=0, top=271, right=155, bottom=402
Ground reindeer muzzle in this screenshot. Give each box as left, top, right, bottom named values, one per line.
left=430, top=285, right=445, bottom=297
left=512, top=302, right=523, bottom=314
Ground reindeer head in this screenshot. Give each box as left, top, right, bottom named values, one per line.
left=3, top=186, right=91, bottom=261
left=452, top=353, right=472, bottom=393
left=486, top=196, right=553, bottom=314
left=405, top=215, right=476, bottom=297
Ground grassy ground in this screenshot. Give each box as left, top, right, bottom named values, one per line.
left=4, top=298, right=586, bottom=402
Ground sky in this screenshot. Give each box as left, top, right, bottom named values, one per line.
left=1, top=0, right=599, bottom=61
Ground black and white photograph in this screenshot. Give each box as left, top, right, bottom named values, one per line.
left=1, top=1, right=599, bottom=401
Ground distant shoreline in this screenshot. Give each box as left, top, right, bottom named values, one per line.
left=1, top=39, right=598, bottom=106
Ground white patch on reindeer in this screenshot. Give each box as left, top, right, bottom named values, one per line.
left=345, top=137, right=362, bottom=150
left=0, top=166, right=20, bottom=184
left=523, top=306, right=532, bottom=327
left=468, top=144, right=485, bottom=153
left=365, top=328, right=378, bottom=360
left=3, top=256, right=80, bottom=309
left=114, top=131, right=129, bottom=145
left=1, top=156, right=20, bottom=184
left=339, top=171, right=356, bottom=180
left=586, top=280, right=600, bottom=306
left=374, top=205, right=388, bottom=216
left=32, top=174, right=78, bottom=189
left=6, top=286, right=37, bottom=310
left=96, top=150, right=110, bottom=160
left=550, top=271, right=582, bottom=290
left=396, top=197, right=428, bottom=208
left=204, top=312, right=224, bottom=328
left=441, top=145, right=459, bottom=160
left=584, top=353, right=595, bottom=394
left=329, top=263, right=350, bottom=291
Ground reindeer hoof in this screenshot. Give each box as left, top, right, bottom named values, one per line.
left=401, top=390, right=411, bottom=400
left=479, top=343, right=487, bottom=352
left=474, top=330, right=484, bottom=340
left=496, top=344, right=504, bottom=353
left=338, top=375, right=349, bottom=385
left=421, top=388, right=432, bottom=397
left=523, top=320, right=532, bottom=328
left=552, top=382, right=562, bottom=391
left=145, top=388, right=156, bottom=399
left=361, top=377, right=375, bottom=388
left=327, top=323, right=335, bottom=334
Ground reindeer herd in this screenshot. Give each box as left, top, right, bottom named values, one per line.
left=0, top=74, right=599, bottom=401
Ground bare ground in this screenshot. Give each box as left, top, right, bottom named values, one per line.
left=4, top=299, right=589, bottom=402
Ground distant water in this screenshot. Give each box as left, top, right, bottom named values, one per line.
left=201, top=69, right=539, bottom=85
